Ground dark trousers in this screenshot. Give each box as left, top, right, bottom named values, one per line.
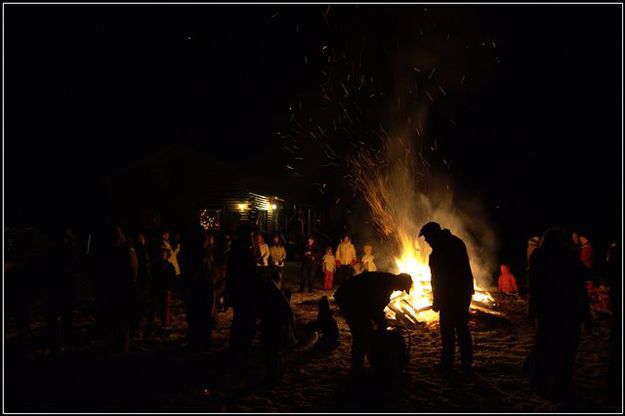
left=344, top=313, right=374, bottom=371
left=229, top=304, right=257, bottom=373
left=532, top=318, right=580, bottom=396
left=337, top=265, right=353, bottom=286
left=186, top=281, right=216, bottom=349
left=439, top=306, right=473, bottom=370
left=300, top=263, right=318, bottom=292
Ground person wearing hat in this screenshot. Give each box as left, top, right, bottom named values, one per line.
left=333, top=271, right=413, bottom=375
left=419, top=221, right=474, bottom=375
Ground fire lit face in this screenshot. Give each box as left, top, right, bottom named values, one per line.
left=342, top=236, right=350, bottom=243
left=273, top=236, right=280, bottom=244
left=572, top=232, right=580, bottom=244
left=500, top=264, right=510, bottom=274
left=162, top=232, right=170, bottom=241
left=364, top=245, right=372, bottom=255
left=256, top=234, right=264, bottom=244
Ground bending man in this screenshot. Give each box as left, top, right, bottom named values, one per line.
left=334, top=271, right=412, bottom=375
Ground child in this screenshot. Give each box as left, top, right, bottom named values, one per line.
left=322, top=246, right=336, bottom=290
left=498, top=264, right=518, bottom=294
left=362, top=244, right=377, bottom=272
left=269, top=234, right=287, bottom=288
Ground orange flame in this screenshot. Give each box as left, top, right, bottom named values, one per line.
left=385, top=232, right=498, bottom=324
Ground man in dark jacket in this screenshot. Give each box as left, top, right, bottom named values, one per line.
left=334, top=271, right=412, bottom=374
left=419, top=222, right=474, bottom=374
left=300, top=236, right=322, bottom=293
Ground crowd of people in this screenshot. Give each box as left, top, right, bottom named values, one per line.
left=6, top=219, right=622, bottom=402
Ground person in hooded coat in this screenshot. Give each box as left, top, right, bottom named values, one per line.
left=312, top=296, right=340, bottom=352
left=225, top=225, right=259, bottom=375
left=105, top=226, right=138, bottom=355
left=183, top=227, right=216, bottom=351
left=528, top=227, right=592, bottom=399
left=498, top=264, right=519, bottom=294
left=256, top=274, right=296, bottom=384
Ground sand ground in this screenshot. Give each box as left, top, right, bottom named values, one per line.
left=4, top=265, right=621, bottom=413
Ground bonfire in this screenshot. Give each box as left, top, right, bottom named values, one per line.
left=384, top=230, right=500, bottom=327
left=347, top=138, right=501, bottom=326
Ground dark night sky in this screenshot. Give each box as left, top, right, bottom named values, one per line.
left=5, top=4, right=623, bottom=253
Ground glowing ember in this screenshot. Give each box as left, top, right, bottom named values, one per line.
left=385, top=230, right=499, bottom=324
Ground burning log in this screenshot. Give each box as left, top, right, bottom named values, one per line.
left=387, top=302, right=419, bottom=328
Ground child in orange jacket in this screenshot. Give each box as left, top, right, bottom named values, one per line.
left=498, top=264, right=518, bottom=294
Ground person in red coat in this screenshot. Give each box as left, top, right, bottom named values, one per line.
left=498, top=264, right=519, bottom=294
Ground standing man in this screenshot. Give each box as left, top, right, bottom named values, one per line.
left=419, top=222, right=474, bottom=375
left=225, top=225, right=259, bottom=377
left=300, top=236, right=321, bottom=293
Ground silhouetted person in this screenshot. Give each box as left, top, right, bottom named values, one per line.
left=527, top=236, right=541, bottom=267
left=528, top=227, right=592, bottom=400
left=334, top=271, right=412, bottom=375
left=301, top=236, right=321, bottom=293
left=105, top=226, right=138, bottom=355
left=605, top=241, right=621, bottom=405
left=183, top=228, right=216, bottom=350
left=526, top=235, right=541, bottom=291
left=419, top=222, right=474, bottom=375
left=151, top=248, right=176, bottom=328
left=225, top=225, right=259, bottom=375
left=47, top=227, right=81, bottom=352
left=134, top=232, right=152, bottom=332
left=312, top=296, right=340, bottom=352
left=571, top=231, right=581, bottom=255
left=256, top=274, right=296, bottom=384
